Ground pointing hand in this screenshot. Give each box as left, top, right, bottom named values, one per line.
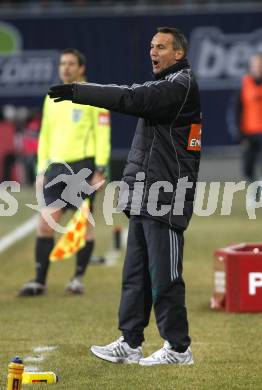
left=48, top=84, right=74, bottom=102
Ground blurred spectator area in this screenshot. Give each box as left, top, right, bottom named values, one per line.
left=0, top=106, right=40, bottom=184
left=0, top=0, right=261, bottom=10
left=0, top=107, right=16, bottom=182
left=0, top=1, right=261, bottom=20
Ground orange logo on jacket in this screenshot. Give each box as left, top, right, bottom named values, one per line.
left=98, top=112, right=110, bottom=126
left=187, top=124, right=202, bottom=151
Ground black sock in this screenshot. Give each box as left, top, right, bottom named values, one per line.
left=75, top=240, right=94, bottom=278
left=35, top=237, right=54, bottom=285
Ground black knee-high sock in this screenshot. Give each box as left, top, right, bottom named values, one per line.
left=35, top=237, right=54, bottom=285
left=75, top=240, right=94, bottom=278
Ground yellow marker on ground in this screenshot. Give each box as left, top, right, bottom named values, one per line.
left=22, top=371, right=58, bottom=384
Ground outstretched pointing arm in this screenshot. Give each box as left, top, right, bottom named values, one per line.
left=48, top=78, right=189, bottom=121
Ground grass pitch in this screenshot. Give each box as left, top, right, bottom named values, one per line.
left=0, top=186, right=262, bottom=389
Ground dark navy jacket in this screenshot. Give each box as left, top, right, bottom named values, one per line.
left=73, top=58, right=202, bottom=231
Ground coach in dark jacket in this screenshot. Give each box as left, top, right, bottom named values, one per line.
left=49, top=27, right=202, bottom=366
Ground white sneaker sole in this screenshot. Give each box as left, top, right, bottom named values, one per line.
left=139, top=359, right=194, bottom=366
left=90, top=346, right=141, bottom=364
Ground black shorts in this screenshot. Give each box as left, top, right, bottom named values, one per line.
left=43, top=158, right=95, bottom=211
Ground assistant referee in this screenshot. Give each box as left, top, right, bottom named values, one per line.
left=19, top=48, right=111, bottom=296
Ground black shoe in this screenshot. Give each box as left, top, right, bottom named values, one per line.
left=17, top=280, right=46, bottom=297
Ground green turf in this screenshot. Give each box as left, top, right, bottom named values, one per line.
left=0, top=187, right=262, bottom=389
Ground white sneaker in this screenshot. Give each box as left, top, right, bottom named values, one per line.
left=65, top=277, right=84, bottom=294
left=139, top=341, right=193, bottom=366
left=90, top=336, right=143, bottom=364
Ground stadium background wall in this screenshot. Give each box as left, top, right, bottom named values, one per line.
left=0, top=7, right=261, bottom=162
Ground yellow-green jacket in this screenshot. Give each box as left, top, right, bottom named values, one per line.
left=37, top=96, right=111, bottom=173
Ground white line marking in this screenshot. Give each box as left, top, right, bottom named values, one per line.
left=122, top=227, right=128, bottom=247
left=24, top=355, right=45, bottom=363
left=0, top=215, right=38, bottom=254
left=105, top=227, right=128, bottom=267
left=25, top=346, right=58, bottom=373
left=24, top=366, right=39, bottom=372
left=104, top=249, right=121, bottom=267
left=33, top=346, right=58, bottom=353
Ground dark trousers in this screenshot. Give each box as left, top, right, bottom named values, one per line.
left=118, top=216, right=190, bottom=352
left=243, top=134, right=262, bottom=181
